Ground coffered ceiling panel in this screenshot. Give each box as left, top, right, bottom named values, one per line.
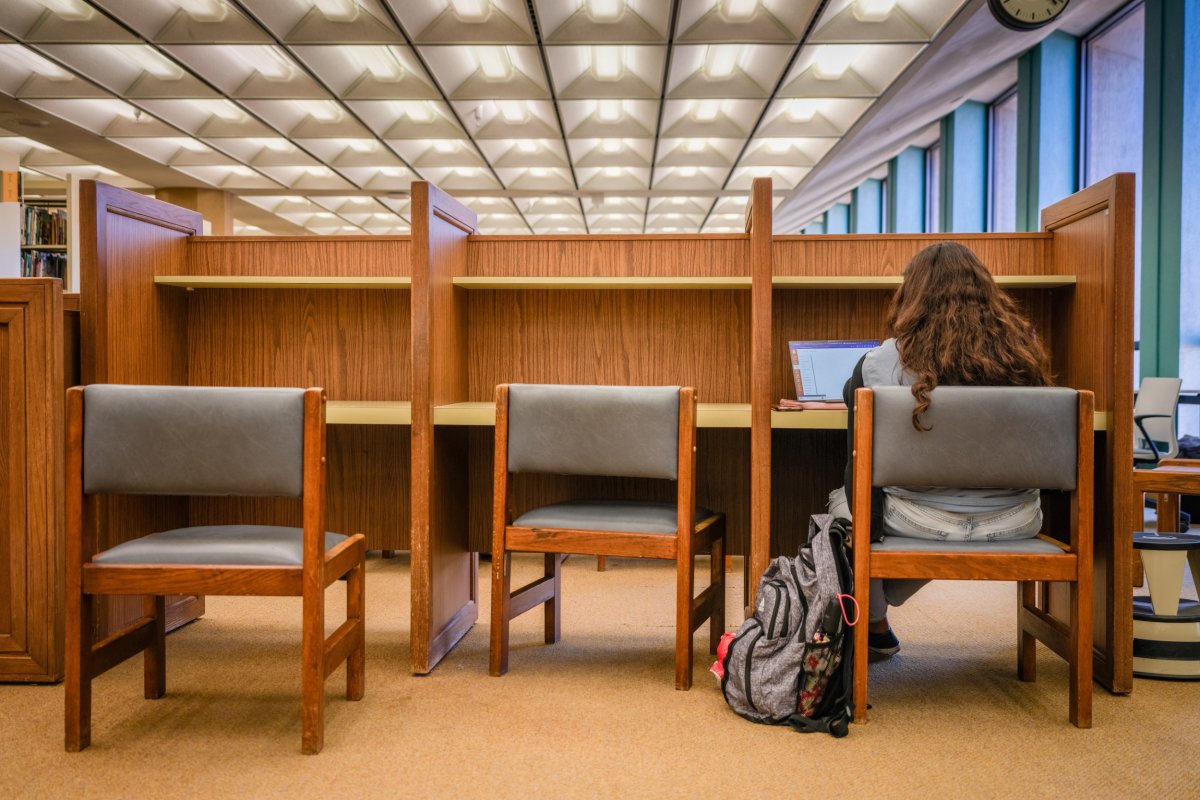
left=0, top=0, right=971, bottom=235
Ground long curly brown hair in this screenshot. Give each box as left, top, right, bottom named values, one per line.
left=887, top=241, right=1052, bottom=430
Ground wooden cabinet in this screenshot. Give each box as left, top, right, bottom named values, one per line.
left=0, top=279, right=64, bottom=681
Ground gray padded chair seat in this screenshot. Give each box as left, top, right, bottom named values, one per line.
left=513, top=500, right=715, bottom=534
left=873, top=536, right=1066, bottom=555
left=92, top=525, right=347, bottom=567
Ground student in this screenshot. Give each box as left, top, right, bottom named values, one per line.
left=827, top=241, right=1052, bottom=656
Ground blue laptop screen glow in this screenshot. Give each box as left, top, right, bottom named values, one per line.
left=788, top=340, right=880, bottom=401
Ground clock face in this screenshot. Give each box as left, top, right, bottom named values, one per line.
left=988, top=0, right=1070, bottom=31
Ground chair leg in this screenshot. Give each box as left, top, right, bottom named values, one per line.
left=675, top=543, right=695, bottom=691
left=346, top=556, right=366, bottom=702
left=544, top=554, right=562, bottom=645
left=709, top=525, right=726, bottom=656
left=65, top=592, right=93, bottom=752
left=489, top=551, right=512, bottom=677
left=144, top=595, right=167, bottom=699
left=301, top=585, right=325, bottom=755
left=1069, top=578, right=1093, bottom=728
left=1017, top=581, right=1037, bottom=682
left=596, top=555, right=606, bottom=572
left=852, top=547, right=870, bottom=722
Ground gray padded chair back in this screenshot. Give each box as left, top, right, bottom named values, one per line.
left=83, top=384, right=306, bottom=497
left=870, top=386, right=1078, bottom=490
left=1134, top=376, right=1181, bottom=460
left=507, top=384, right=680, bottom=479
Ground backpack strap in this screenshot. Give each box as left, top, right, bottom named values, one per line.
left=786, top=710, right=850, bottom=738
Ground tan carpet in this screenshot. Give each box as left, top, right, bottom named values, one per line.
left=2, top=554, right=1197, bottom=799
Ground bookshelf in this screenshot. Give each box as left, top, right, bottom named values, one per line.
left=20, top=201, right=68, bottom=280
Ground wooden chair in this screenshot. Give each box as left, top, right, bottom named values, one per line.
left=489, top=384, right=725, bottom=689
left=65, top=385, right=366, bottom=755
left=850, top=386, right=1094, bottom=727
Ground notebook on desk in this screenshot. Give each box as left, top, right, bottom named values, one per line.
left=788, top=339, right=880, bottom=401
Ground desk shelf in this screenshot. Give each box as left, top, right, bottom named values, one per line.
left=452, top=276, right=751, bottom=290
left=326, top=400, right=411, bottom=426
left=771, top=275, right=1077, bottom=289
left=155, top=276, right=412, bottom=290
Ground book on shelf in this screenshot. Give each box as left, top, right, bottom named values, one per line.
left=774, top=398, right=848, bottom=411
left=22, top=206, right=68, bottom=247
left=21, top=250, right=66, bottom=279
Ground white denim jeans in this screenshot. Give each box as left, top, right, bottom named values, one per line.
left=827, top=486, right=1042, bottom=622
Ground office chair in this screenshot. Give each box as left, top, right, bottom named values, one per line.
left=851, top=386, right=1094, bottom=727
left=489, top=383, right=726, bottom=689
left=1134, top=377, right=1182, bottom=465
left=65, top=385, right=366, bottom=755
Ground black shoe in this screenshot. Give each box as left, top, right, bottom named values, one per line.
left=867, top=628, right=901, bottom=657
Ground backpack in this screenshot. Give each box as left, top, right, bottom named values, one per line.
left=719, top=514, right=857, bottom=737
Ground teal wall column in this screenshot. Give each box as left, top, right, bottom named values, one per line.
left=850, top=178, right=883, bottom=233
left=1016, top=31, right=1079, bottom=232
left=825, top=202, right=850, bottom=234
left=886, top=147, right=925, bottom=233
left=939, top=101, right=988, bottom=233
left=802, top=219, right=826, bottom=235
left=1141, top=0, right=1197, bottom=379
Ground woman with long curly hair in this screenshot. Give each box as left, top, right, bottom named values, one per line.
left=828, top=241, right=1052, bottom=656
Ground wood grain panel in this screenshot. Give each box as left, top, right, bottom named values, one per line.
left=771, top=430, right=846, bottom=559
left=773, top=233, right=1051, bottom=277
left=748, top=177, right=774, bottom=608
left=78, top=181, right=203, bottom=639
left=1042, top=173, right=1136, bottom=694
left=469, top=235, right=748, bottom=277
left=410, top=183, right=477, bottom=674
left=467, top=290, right=750, bottom=402
left=468, top=428, right=750, bottom=555
left=186, top=289, right=412, bottom=401
left=0, top=280, right=63, bottom=681
left=187, top=237, right=412, bottom=278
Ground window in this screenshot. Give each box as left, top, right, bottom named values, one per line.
left=924, top=143, right=940, bottom=233
left=988, top=89, right=1018, bottom=232
left=1083, top=3, right=1145, bottom=380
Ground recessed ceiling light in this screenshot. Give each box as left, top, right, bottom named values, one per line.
left=435, top=141, right=457, bottom=153
left=0, top=46, right=72, bottom=81
left=694, top=100, right=721, bottom=122
left=605, top=166, right=621, bottom=177
left=313, top=0, right=360, bottom=23
left=812, top=47, right=860, bottom=80
left=704, top=46, right=741, bottom=80
left=517, top=140, right=539, bottom=153
left=596, top=100, right=622, bottom=122
left=585, top=0, right=625, bottom=23
left=450, top=0, right=491, bottom=22
left=680, top=166, right=698, bottom=178
left=234, top=46, right=296, bottom=82
left=784, top=99, right=821, bottom=122
left=498, top=101, right=528, bottom=123
left=351, top=47, right=404, bottom=82
left=43, top=0, right=94, bottom=21
left=175, top=0, right=229, bottom=23
left=854, top=0, right=898, bottom=23
left=601, top=139, right=621, bottom=153
left=300, top=100, right=343, bottom=123
left=118, top=46, right=184, bottom=81
left=719, top=0, right=758, bottom=22
left=592, top=46, right=624, bottom=80
left=685, top=139, right=706, bottom=153
left=478, top=48, right=514, bottom=81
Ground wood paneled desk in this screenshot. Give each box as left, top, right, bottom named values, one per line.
left=64, top=174, right=1135, bottom=695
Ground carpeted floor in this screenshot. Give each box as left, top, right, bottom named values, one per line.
left=2, top=554, right=1197, bottom=799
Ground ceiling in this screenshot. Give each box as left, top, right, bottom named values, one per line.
left=0, top=0, right=983, bottom=236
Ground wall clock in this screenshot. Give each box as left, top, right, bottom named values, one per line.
left=987, top=0, right=1070, bottom=31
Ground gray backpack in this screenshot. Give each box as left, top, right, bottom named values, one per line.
left=720, top=514, right=856, bottom=737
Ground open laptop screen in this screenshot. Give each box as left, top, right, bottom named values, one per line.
left=788, top=340, right=880, bottom=401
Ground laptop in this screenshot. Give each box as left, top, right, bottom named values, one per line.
left=788, top=339, right=880, bottom=401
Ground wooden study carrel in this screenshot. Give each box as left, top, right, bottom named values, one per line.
left=3, top=173, right=1133, bottom=694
